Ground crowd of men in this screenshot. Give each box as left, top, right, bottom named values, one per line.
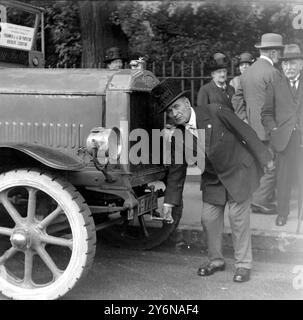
left=151, top=33, right=303, bottom=284
left=104, top=33, right=303, bottom=284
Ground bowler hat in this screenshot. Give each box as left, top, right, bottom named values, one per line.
left=207, top=53, right=228, bottom=72
left=280, top=44, right=303, bottom=61
left=236, top=52, right=255, bottom=65
left=254, top=33, right=284, bottom=49
left=151, top=78, right=190, bottom=113
left=104, top=47, right=126, bottom=63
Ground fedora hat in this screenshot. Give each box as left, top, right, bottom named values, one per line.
left=207, top=53, right=228, bottom=72
left=255, top=33, right=284, bottom=49
left=280, top=44, right=303, bottom=61
left=151, top=78, right=190, bottom=113
left=104, top=47, right=126, bottom=63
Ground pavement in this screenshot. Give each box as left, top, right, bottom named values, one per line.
left=172, top=167, right=303, bottom=254
left=64, top=244, right=303, bottom=300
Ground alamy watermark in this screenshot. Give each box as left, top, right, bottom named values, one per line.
left=292, top=5, right=303, bottom=29
left=96, top=120, right=205, bottom=173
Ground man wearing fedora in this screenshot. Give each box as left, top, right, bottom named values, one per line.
left=151, top=78, right=274, bottom=283
left=232, top=33, right=284, bottom=215
left=197, top=53, right=235, bottom=111
left=230, top=52, right=255, bottom=92
left=104, top=47, right=126, bottom=70
left=262, top=44, right=303, bottom=226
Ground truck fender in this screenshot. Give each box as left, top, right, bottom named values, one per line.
left=0, top=143, right=85, bottom=171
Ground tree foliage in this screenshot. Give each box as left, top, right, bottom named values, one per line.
left=118, top=0, right=297, bottom=64
left=14, top=1, right=300, bottom=67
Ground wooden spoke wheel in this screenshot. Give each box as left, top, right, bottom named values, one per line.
left=0, top=169, right=96, bottom=300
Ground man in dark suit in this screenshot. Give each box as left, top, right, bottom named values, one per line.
left=232, top=33, right=284, bottom=215
left=197, top=53, right=235, bottom=111
left=262, top=44, right=303, bottom=226
left=152, top=78, right=274, bottom=283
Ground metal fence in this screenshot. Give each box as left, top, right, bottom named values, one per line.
left=146, top=60, right=237, bottom=105
left=48, top=60, right=238, bottom=105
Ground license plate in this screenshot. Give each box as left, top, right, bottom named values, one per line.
left=136, top=193, right=158, bottom=216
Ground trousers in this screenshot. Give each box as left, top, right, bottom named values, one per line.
left=201, top=196, right=252, bottom=269
left=252, top=141, right=276, bottom=206
left=276, top=129, right=302, bottom=218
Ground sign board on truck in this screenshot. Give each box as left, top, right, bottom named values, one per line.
left=0, top=22, right=34, bottom=51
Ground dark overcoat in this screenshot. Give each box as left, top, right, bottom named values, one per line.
left=197, top=80, right=235, bottom=111
left=164, top=103, right=272, bottom=206
left=261, top=71, right=303, bottom=152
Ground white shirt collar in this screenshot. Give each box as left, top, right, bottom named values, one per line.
left=292, top=73, right=300, bottom=82
left=289, top=73, right=300, bottom=89
left=185, top=107, right=197, bottom=129
left=259, top=55, right=273, bottom=66
left=213, top=80, right=226, bottom=89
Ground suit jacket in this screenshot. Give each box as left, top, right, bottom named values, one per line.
left=261, top=71, right=303, bottom=152
left=197, top=80, right=235, bottom=111
left=229, top=75, right=241, bottom=92
left=231, top=58, right=280, bottom=141
left=164, top=103, right=273, bottom=206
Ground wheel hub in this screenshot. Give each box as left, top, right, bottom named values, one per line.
left=10, top=228, right=31, bottom=250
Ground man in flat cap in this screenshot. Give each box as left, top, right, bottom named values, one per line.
left=262, top=44, right=303, bottom=226
left=152, top=78, right=274, bottom=283
left=232, top=33, right=284, bottom=215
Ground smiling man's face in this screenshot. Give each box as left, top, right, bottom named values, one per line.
left=166, top=96, right=191, bottom=125
left=282, top=59, right=303, bottom=80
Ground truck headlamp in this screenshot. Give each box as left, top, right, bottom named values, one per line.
left=86, top=127, right=122, bottom=165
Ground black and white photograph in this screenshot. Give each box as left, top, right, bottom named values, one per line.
left=0, top=0, right=302, bottom=305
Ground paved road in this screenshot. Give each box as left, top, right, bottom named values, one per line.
left=0, top=240, right=302, bottom=300
left=62, top=242, right=303, bottom=300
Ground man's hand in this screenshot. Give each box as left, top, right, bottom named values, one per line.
left=162, top=204, right=174, bottom=224
left=264, top=159, right=275, bottom=173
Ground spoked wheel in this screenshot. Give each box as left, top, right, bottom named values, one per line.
left=0, top=169, right=96, bottom=300
left=101, top=197, right=182, bottom=250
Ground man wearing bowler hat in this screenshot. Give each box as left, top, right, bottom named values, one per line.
left=152, top=78, right=274, bottom=283
left=230, top=52, right=255, bottom=92
left=197, top=53, right=235, bottom=111
left=104, top=47, right=126, bottom=70
left=262, top=44, right=303, bottom=226
left=232, top=33, right=284, bottom=215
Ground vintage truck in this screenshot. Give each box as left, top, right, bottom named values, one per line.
left=0, top=67, right=183, bottom=300
left=0, top=0, right=184, bottom=300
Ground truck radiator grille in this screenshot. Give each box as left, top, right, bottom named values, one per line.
left=129, top=92, right=164, bottom=172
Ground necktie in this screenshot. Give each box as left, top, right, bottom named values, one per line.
left=185, top=123, right=198, bottom=138
left=290, top=80, right=297, bottom=97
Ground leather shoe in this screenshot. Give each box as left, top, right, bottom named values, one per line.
left=197, top=262, right=225, bottom=276
left=275, top=215, right=287, bottom=226
left=251, top=203, right=276, bottom=215
left=233, top=268, right=250, bottom=283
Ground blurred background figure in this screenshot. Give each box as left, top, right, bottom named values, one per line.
left=232, top=33, right=284, bottom=215
left=230, top=52, right=254, bottom=91
left=261, top=44, right=303, bottom=226
left=197, top=53, right=235, bottom=111
left=104, top=47, right=126, bottom=70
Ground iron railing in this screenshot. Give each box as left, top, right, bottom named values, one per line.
left=47, top=60, right=238, bottom=105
